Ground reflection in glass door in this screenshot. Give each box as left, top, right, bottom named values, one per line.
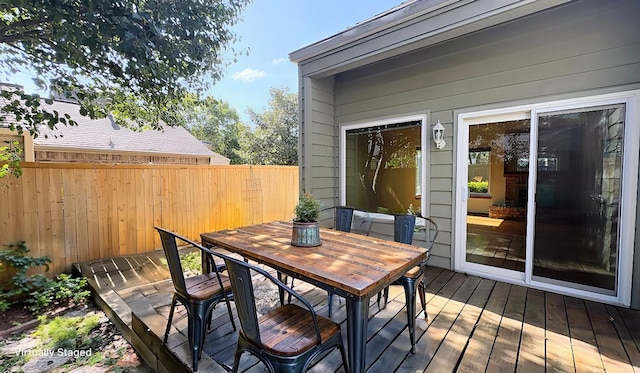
left=533, top=106, right=625, bottom=295
left=466, top=120, right=530, bottom=272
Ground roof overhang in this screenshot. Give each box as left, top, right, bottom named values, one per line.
left=289, top=0, right=571, bottom=78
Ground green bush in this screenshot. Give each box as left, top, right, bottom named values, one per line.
left=179, top=251, right=203, bottom=274
left=160, top=250, right=203, bottom=275
left=27, top=274, right=91, bottom=313
left=468, top=181, right=489, bottom=193
left=0, top=241, right=90, bottom=314
left=0, top=241, right=51, bottom=311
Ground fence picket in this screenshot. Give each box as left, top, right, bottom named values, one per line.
left=1, top=163, right=299, bottom=277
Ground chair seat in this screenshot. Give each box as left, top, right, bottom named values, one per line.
left=184, top=272, right=233, bottom=301
left=252, top=304, right=342, bottom=357
left=400, top=265, right=423, bottom=279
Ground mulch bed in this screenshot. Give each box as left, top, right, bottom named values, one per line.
left=0, top=305, right=36, bottom=336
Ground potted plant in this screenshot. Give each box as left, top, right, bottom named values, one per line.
left=291, top=194, right=322, bottom=247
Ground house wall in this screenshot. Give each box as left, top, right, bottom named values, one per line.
left=299, top=76, right=338, bottom=224
left=301, top=0, right=640, bottom=272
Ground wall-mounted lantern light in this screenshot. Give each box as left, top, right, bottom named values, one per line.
left=433, top=120, right=446, bottom=149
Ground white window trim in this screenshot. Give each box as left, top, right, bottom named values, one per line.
left=455, top=90, right=640, bottom=307
left=340, top=114, right=429, bottom=214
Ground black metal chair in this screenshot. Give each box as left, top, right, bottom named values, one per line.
left=334, top=205, right=354, bottom=232
left=379, top=214, right=439, bottom=354
left=218, top=251, right=349, bottom=373
left=155, top=227, right=236, bottom=371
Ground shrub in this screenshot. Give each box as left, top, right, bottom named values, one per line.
left=468, top=181, right=489, bottom=193
left=0, top=241, right=50, bottom=310
left=160, top=250, right=203, bottom=275
left=0, top=241, right=90, bottom=314
left=27, top=273, right=91, bottom=313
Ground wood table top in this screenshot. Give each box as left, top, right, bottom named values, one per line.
left=201, top=221, right=427, bottom=298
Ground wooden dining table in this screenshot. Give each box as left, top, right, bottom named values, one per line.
left=200, top=221, right=427, bottom=373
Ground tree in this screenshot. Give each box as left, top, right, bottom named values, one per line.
left=181, top=95, right=249, bottom=164
left=239, top=87, right=298, bottom=165
left=0, top=0, right=250, bottom=137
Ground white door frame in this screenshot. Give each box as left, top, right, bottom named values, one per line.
left=455, top=90, right=640, bottom=306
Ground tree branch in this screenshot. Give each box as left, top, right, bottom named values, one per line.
left=0, top=16, right=50, bottom=37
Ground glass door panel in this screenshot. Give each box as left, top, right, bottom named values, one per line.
left=533, top=105, right=625, bottom=295
left=466, top=120, right=530, bottom=272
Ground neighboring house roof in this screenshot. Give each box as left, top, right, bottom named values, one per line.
left=33, top=99, right=229, bottom=163
left=289, top=0, right=570, bottom=76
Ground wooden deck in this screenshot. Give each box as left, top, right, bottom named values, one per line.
left=74, top=250, right=640, bottom=373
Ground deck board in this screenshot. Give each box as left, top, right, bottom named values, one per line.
left=516, top=288, right=546, bottom=373
left=587, top=301, right=636, bottom=373
left=486, top=284, right=527, bottom=372
left=457, top=280, right=508, bottom=373
left=422, top=275, right=482, bottom=373
left=566, top=297, right=605, bottom=372
left=425, top=278, right=494, bottom=373
left=545, top=292, right=576, bottom=372
left=74, top=250, right=640, bottom=373
left=607, top=306, right=640, bottom=373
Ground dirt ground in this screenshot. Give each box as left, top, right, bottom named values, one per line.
left=0, top=301, right=151, bottom=373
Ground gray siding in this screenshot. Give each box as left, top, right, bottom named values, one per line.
left=328, top=0, right=640, bottom=269
left=300, top=76, right=338, bottom=225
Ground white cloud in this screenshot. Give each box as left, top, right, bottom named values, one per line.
left=272, top=58, right=288, bottom=65
left=231, top=68, right=266, bottom=82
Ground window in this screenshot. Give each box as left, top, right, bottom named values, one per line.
left=342, top=117, right=425, bottom=214
left=468, top=149, right=490, bottom=195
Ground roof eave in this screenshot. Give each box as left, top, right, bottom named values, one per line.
left=289, top=0, right=450, bottom=63
left=289, top=0, right=570, bottom=66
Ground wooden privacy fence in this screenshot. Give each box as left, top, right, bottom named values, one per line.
left=0, top=163, right=299, bottom=277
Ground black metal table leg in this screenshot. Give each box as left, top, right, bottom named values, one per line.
left=346, top=295, right=370, bottom=373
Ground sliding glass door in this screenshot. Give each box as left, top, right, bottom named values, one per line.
left=532, top=105, right=624, bottom=295
left=456, top=91, right=638, bottom=305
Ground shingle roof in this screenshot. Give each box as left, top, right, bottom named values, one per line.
left=33, top=99, right=228, bottom=162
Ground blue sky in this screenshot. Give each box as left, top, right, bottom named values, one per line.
left=209, top=0, right=402, bottom=122
left=8, top=0, right=402, bottom=123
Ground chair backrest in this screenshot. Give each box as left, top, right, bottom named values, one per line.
left=423, top=217, right=439, bottom=251
left=351, top=209, right=373, bottom=236
left=221, top=254, right=322, bottom=349
left=156, top=227, right=187, bottom=296
left=334, top=206, right=354, bottom=232
left=155, top=226, right=227, bottom=298
left=223, top=256, right=261, bottom=344
left=394, top=214, right=417, bottom=244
